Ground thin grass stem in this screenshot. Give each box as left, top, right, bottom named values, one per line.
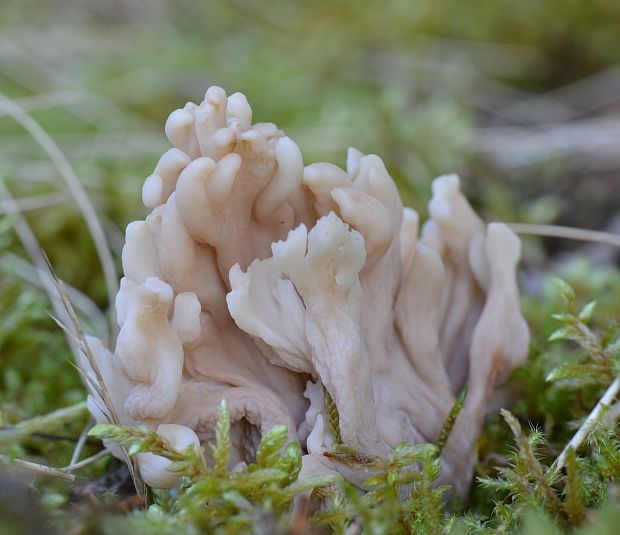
left=0, top=91, right=118, bottom=333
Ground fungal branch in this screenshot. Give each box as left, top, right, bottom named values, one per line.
left=78, top=86, right=530, bottom=495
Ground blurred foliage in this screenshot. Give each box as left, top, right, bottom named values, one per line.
left=2, top=0, right=620, bottom=533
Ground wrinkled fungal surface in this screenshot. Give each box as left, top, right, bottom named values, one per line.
left=81, top=86, right=529, bottom=494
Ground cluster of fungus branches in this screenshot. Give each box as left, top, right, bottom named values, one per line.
left=80, top=86, right=529, bottom=495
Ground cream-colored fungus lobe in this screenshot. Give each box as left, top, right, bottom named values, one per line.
left=80, top=87, right=529, bottom=495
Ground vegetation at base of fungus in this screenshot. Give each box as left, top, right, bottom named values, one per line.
left=3, top=278, right=620, bottom=534
left=88, top=401, right=340, bottom=534
left=88, top=397, right=453, bottom=535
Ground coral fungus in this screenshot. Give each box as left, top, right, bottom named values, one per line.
left=81, top=86, right=529, bottom=494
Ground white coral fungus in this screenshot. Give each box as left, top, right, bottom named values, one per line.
left=81, top=86, right=529, bottom=495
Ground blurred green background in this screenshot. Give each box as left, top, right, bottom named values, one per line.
left=1, top=0, right=620, bottom=417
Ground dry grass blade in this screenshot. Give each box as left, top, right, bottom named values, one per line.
left=509, top=223, right=620, bottom=248
left=42, top=254, right=111, bottom=405
left=0, top=450, right=109, bottom=482
left=0, top=191, right=70, bottom=215
left=63, top=449, right=110, bottom=472
left=0, top=178, right=79, bottom=358
left=0, top=402, right=87, bottom=449
left=0, top=457, right=77, bottom=481
left=0, top=89, right=88, bottom=118
left=71, top=416, right=94, bottom=466
left=513, top=223, right=620, bottom=476
left=0, top=43, right=158, bottom=153
left=0, top=91, right=118, bottom=332
left=550, top=376, right=620, bottom=475
left=41, top=254, right=145, bottom=495
left=1, top=252, right=109, bottom=342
